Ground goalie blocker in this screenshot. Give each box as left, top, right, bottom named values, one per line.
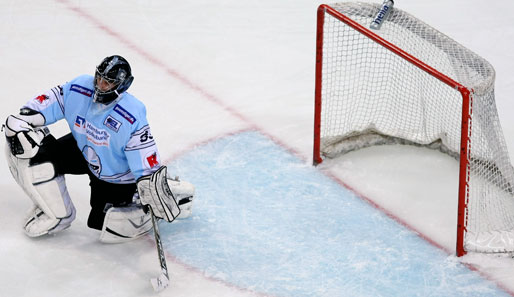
left=101, top=171, right=195, bottom=243
left=137, top=166, right=195, bottom=222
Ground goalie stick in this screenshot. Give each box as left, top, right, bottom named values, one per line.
left=150, top=207, right=170, bottom=292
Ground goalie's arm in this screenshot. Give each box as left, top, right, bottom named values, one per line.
left=5, top=85, right=67, bottom=159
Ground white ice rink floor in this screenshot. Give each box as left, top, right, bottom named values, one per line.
left=2, top=0, right=514, bottom=296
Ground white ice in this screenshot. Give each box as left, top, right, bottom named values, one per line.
left=1, top=0, right=514, bottom=296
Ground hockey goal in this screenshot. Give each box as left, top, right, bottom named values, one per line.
left=313, top=2, right=514, bottom=256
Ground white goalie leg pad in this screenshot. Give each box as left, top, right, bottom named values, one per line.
left=5, top=145, right=76, bottom=237
left=100, top=204, right=153, bottom=243
left=167, top=179, right=195, bottom=219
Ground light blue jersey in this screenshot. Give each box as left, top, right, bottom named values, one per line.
left=23, top=74, right=161, bottom=184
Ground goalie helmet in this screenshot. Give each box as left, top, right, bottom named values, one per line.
left=93, top=55, right=134, bottom=105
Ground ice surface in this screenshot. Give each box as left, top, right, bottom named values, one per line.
left=164, top=131, right=510, bottom=297
left=2, top=0, right=514, bottom=296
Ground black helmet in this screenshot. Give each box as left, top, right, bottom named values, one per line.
left=93, top=55, right=134, bottom=104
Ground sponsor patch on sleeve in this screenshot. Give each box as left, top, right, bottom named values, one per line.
left=70, top=84, right=94, bottom=97
left=34, top=94, right=49, bottom=105
left=113, top=104, right=136, bottom=124
left=104, top=115, right=122, bottom=132
left=145, top=151, right=160, bottom=169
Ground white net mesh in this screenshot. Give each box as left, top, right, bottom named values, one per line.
left=318, top=2, right=514, bottom=253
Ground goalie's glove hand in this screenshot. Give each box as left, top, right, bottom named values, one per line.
left=4, top=110, right=46, bottom=159
left=137, top=166, right=181, bottom=222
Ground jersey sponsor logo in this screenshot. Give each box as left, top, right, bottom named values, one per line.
left=34, top=94, right=49, bottom=105
left=70, top=84, right=93, bottom=97
left=75, top=116, right=110, bottom=146
left=113, top=104, right=136, bottom=124
left=74, top=115, right=86, bottom=128
left=104, top=115, right=122, bottom=132
left=85, top=122, right=110, bottom=147
left=145, top=151, right=159, bottom=169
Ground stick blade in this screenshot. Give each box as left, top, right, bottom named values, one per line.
left=151, top=273, right=170, bottom=292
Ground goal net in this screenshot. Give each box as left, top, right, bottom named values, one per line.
left=313, top=2, right=514, bottom=256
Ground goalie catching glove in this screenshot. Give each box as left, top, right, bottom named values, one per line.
left=137, top=166, right=195, bottom=222
left=4, top=108, right=47, bottom=159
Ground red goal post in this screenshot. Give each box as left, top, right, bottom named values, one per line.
left=313, top=3, right=514, bottom=256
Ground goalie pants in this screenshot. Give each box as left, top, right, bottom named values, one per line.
left=32, top=133, right=137, bottom=230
